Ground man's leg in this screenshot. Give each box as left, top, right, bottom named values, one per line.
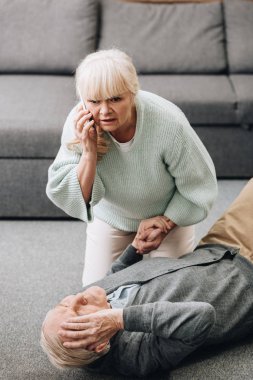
left=199, top=179, right=253, bottom=263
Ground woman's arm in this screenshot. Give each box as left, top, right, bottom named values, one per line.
left=163, top=119, right=218, bottom=226
left=75, top=103, right=98, bottom=203
left=46, top=105, right=105, bottom=221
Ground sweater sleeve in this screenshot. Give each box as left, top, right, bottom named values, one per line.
left=164, top=119, right=218, bottom=226
left=46, top=106, right=105, bottom=222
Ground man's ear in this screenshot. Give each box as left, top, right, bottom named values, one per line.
left=94, top=342, right=108, bottom=353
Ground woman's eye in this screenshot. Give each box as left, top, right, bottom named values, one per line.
left=88, top=100, right=100, bottom=104
left=111, top=97, right=121, bottom=103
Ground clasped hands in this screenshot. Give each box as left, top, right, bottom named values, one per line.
left=133, top=215, right=176, bottom=254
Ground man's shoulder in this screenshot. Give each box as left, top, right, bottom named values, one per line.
left=193, top=243, right=239, bottom=257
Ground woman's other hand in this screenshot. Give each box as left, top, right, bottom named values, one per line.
left=133, top=228, right=167, bottom=254
left=133, top=216, right=177, bottom=254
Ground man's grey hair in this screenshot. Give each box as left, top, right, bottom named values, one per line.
left=40, top=326, right=110, bottom=369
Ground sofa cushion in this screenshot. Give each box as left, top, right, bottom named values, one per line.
left=99, top=0, right=226, bottom=73
left=194, top=126, right=253, bottom=177
left=0, top=75, right=76, bottom=158
left=138, top=75, right=237, bottom=125
left=123, top=1, right=219, bottom=3
left=230, top=75, right=253, bottom=125
left=0, top=0, right=97, bottom=74
left=224, top=0, right=253, bottom=73
left=0, top=159, right=66, bottom=217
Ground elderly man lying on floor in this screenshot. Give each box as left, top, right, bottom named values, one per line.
left=41, top=179, right=253, bottom=377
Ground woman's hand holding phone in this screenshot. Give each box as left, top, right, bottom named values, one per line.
left=75, top=103, right=99, bottom=203
left=74, top=103, right=98, bottom=160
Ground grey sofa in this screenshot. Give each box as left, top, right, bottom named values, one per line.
left=0, top=0, right=252, bottom=218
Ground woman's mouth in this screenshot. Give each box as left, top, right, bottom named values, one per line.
left=100, top=118, right=116, bottom=124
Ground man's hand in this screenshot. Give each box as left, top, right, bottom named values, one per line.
left=133, top=216, right=177, bottom=254
left=58, top=308, right=123, bottom=350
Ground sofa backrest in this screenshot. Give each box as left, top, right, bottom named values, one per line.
left=1, top=0, right=252, bottom=75
left=224, top=0, right=253, bottom=73
left=0, top=0, right=97, bottom=74
left=122, top=0, right=219, bottom=2
left=98, top=0, right=227, bottom=74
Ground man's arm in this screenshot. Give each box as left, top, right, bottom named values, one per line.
left=121, top=301, right=216, bottom=376
left=123, top=301, right=215, bottom=346
left=107, top=216, right=174, bottom=274
left=59, top=301, right=215, bottom=354
left=106, top=244, right=143, bottom=275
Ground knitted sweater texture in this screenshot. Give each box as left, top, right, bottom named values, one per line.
left=46, top=90, right=218, bottom=231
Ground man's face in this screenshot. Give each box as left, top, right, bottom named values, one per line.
left=43, top=286, right=110, bottom=341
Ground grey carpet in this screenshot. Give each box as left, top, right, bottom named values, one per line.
left=1, top=180, right=252, bottom=380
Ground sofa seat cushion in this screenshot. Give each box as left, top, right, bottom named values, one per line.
left=230, top=75, right=253, bottom=125
left=0, top=0, right=97, bottom=74
left=138, top=75, right=237, bottom=125
left=99, top=0, right=226, bottom=74
left=224, top=0, right=253, bottom=73
left=0, top=158, right=66, bottom=217
left=194, top=126, right=253, bottom=178
left=0, top=75, right=76, bottom=158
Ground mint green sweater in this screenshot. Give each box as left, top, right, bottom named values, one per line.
left=46, top=90, right=218, bottom=231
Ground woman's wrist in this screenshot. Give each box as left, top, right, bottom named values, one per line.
left=81, top=150, right=97, bottom=162
left=163, top=216, right=177, bottom=232
left=77, top=153, right=97, bottom=203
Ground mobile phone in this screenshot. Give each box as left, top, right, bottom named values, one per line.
left=77, top=88, right=95, bottom=127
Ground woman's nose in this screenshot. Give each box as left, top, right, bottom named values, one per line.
left=100, top=101, right=111, bottom=115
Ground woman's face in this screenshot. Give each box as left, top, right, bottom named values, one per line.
left=84, top=91, right=136, bottom=135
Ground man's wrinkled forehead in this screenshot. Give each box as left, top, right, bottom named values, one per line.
left=43, top=303, right=69, bottom=332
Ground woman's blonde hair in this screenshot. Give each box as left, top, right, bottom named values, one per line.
left=76, top=49, right=139, bottom=101
left=68, top=49, right=140, bottom=160
left=40, top=327, right=110, bottom=369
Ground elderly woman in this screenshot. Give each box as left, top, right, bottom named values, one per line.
left=46, top=49, right=217, bottom=286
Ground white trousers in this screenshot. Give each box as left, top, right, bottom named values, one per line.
left=82, top=217, right=195, bottom=286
